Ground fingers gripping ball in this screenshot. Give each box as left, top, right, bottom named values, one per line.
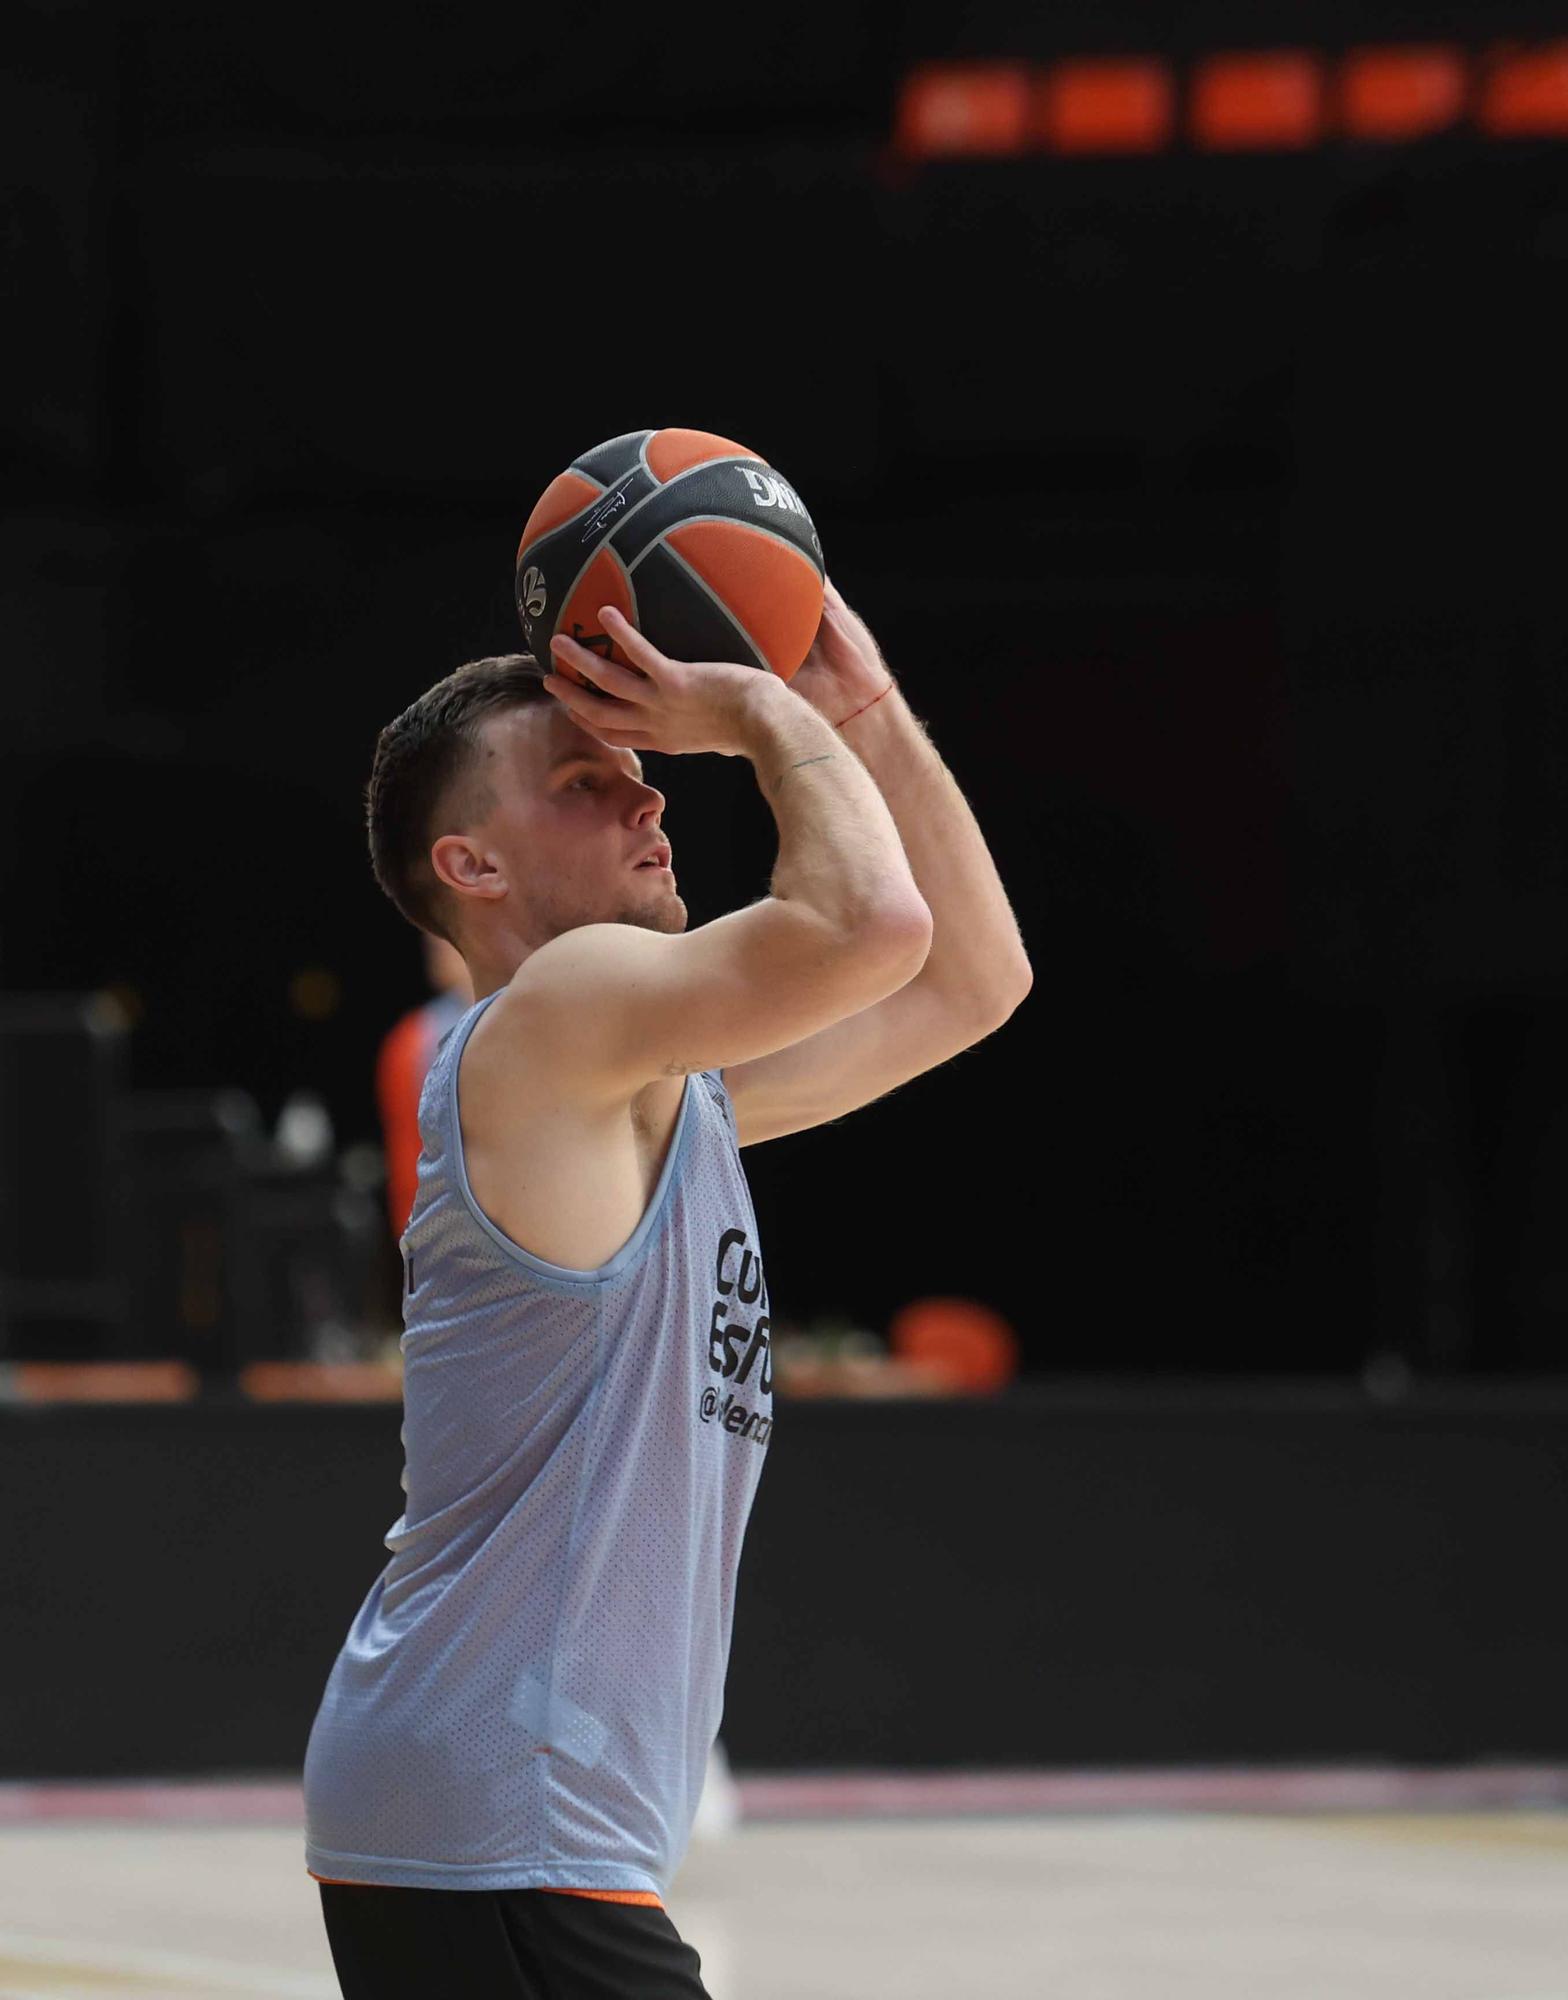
left=514, top=428, right=825, bottom=691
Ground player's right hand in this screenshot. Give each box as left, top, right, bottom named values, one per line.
left=545, top=605, right=784, bottom=758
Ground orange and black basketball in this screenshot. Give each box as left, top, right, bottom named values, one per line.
left=514, top=428, right=825, bottom=689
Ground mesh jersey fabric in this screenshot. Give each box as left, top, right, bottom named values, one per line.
left=303, top=988, right=774, bottom=1896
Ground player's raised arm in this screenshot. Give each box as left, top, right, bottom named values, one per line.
left=499, top=608, right=933, bottom=1097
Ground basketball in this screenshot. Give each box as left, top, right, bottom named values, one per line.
left=514, top=428, right=825, bottom=690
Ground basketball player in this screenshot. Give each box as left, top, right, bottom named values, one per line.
left=303, top=583, right=1032, bottom=1997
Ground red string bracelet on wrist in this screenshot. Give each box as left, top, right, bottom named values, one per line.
left=835, top=681, right=894, bottom=729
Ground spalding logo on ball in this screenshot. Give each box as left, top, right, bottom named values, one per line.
left=515, top=429, right=825, bottom=689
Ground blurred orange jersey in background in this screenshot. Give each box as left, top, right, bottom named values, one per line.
left=374, top=935, right=472, bottom=1239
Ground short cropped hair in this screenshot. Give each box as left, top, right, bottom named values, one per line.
left=366, top=653, right=550, bottom=942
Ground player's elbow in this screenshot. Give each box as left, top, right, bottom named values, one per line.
left=862, top=896, right=934, bottom=981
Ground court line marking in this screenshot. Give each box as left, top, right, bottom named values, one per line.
left=1287, top=1812, right=1568, bottom=1852
left=0, top=1932, right=336, bottom=1998
left=732, top=1765, right=1568, bottom=1820
left=4, top=1764, right=1568, bottom=1826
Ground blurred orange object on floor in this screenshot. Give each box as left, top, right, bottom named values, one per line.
left=887, top=1297, right=1020, bottom=1393
left=3, top=1361, right=198, bottom=1403
left=240, top=1361, right=402, bottom=1402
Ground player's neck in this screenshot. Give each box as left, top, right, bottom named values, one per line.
left=462, top=940, right=527, bottom=1004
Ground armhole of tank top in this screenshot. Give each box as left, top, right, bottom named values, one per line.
left=709, top=1067, right=740, bottom=1145
left=446, top=994, right=699, bottom=1293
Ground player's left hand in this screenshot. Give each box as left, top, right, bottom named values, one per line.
left=788, top=576, right=895, bottom=727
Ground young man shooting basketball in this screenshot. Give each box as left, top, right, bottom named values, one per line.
left=303, top=581, right=1031, bottom=1998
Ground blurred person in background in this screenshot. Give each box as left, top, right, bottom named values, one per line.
left=374, top=931, right=472, bottom=1240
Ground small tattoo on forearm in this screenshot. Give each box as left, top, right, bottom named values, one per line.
left=759, top=749, right=837, bottom=800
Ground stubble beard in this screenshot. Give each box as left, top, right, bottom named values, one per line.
left=536, top=875, right=686, bottom=944
left=618, top=886, right=687, bottom=935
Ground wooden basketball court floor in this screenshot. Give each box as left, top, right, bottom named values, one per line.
left=1, top=1772, right=1564, bottom=1999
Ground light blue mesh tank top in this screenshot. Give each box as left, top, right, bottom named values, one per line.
left=302, top=987, right=774, bottom=1895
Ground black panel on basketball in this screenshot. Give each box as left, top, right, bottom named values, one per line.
left=629, top=542, right=767, bottom=673
left=612, top=461, right=821, bottom=573
left=573, top=431, right=651, bottom=486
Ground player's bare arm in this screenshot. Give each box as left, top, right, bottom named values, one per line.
left=716, top=577, right=1034, bottom=1147
left=477, top=606, right=934, bottom=1105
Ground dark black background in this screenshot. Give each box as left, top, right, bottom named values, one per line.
left=9, top=1, right=1568, bottom=1376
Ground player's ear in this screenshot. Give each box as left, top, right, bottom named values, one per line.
left=429, top=834, right=506, bottom=904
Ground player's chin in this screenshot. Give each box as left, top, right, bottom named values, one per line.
left=621, top=893, right=687, bottom=936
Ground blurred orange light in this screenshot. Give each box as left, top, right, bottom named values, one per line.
left=1479, top=41, right=1568, bottom=137
left=1037, top=58, right=1175, bottom=154
left=895, top=63, right=1034, bottom=159
left=1191, top=50, right=1325, bottom=150
left=1340, top=46, right=1467, bottom=140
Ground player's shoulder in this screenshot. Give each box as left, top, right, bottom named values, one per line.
left=465, top=926, right=666, bottom=1109
left=492, top=923, right=672, bottom=1039
left=513, top=921, right=666, bottom=991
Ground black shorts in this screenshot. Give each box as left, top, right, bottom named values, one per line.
left=319, top=1882, right=712, bottom=1999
